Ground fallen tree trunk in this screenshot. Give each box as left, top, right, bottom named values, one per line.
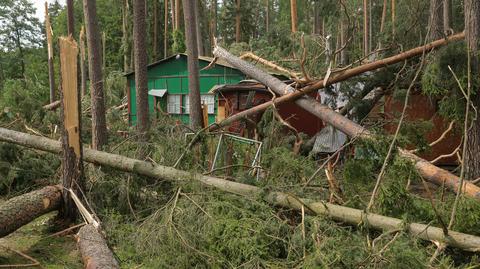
left=77, top=224, right=120, bottom=269
left=212, top=34, right=480, bottom=200
left=0, top=185, right=62, bottom=237
left=0, top=128, right=479, bottom=251
left=43, top=100, right=61, bottom=111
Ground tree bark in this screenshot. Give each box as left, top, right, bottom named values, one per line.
left=133, top=0, right=149, bottom=134
left=83, top=0, right=108, bottom=150
left=45, top=2, right=56, bottom=103
left=183, top=0, right=203, bottom=129
left=211, top=35, right=480, bottom=200
left=235, top=0, right=241, bottom=42
left=59, top=37, right=84, bottom=223
left=194, top=0, right=204, bottom=56
left=464, top=0, right=480, bottom=181
left=66, top=0, right=74, bottom=35
left=428, top=0, right=444, bottom=41
left=77, top=224, right=120, bottom=269
left=79, top=27, right=87, bottom=98
left=1, top=129, right=480, bottom=251
left=0, top=185, right=62, bottom=238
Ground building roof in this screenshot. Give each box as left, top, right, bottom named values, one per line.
left=124, top=53, right=237, bottom=77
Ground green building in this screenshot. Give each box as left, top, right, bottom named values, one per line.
left=125, top=54, right=245, bottom=125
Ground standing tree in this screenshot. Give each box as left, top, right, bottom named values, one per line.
left=183, top=0, right=203, bottom=129
left=83, top=0, right=108, bottom=150
left=443, top=0, right=452, bottom=33
left=194, top=0, right=204, bottom=56
left=464, top=0, right=480, bottom=180
left=235, top=0, right=241, bottom=42
left=0, top=0, right=41, bottom=79
left=66, top=0, right=74, bottom=35
left=428, top=0, right=444, bottom=41
left=363, top=0, right=369, bottom=57
left=133, top=0, right=149, bottom=133
left=164, top=0, right=169, bottom=58
left=45, top=2, right=56, bottom=103
left=153, top=0, right=158, bottom=60
left=290, top=0, right=297, bottom=33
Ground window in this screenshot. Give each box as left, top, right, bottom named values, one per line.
left=184, top=94, right=215, bottom=114
left=167, top=94, right=181, bottom=114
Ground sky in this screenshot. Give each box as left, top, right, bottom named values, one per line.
left=33, top=0, right=66, bottom=22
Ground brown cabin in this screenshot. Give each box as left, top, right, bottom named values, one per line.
left=382, top=91, right=461, bottom=166
left=212, top=80, right=324, bottom=136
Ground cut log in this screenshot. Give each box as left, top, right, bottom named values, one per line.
left=211, top=35, right=480, bottom=200
left=43, top=100, right=61, bottom=111
left=0, top=185, right=62, bottom=237
left=0, top=128, right=479, bottom=251
left=77, top=224, right=120, bottom=269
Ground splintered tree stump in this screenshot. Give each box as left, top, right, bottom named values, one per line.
left=0, top=185, right=62, bottom=237
left=77, top=224, right=119, bottom=269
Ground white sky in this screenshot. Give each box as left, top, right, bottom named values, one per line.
left=33, top=0, right=66, bottom=22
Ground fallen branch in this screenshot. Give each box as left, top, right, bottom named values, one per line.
left=77, top=224, right=120, bottom=269
left=240, top=51, right=300, bottom=79
left=0, top=244, right=42, bottom=268
left=1, top=128, right=479, bottom=251
left=0, top=185, right=62, bottom=238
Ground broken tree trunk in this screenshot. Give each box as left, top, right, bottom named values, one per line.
left=0, top=185, right=62, bottom=238
left=212, top=33, right=480, bottom=200
left=59, top=37, right=84, bottom=222
left=0, top=128, right=479, bottom=251
left=77, top=224, right=120, bottom=269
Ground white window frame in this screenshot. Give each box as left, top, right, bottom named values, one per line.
left=184, top=94, right=215, bottom=114
left=167, top=94, right=181, bottom=114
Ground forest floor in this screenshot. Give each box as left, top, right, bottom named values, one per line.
left=0, top=210, right=83, bottom=268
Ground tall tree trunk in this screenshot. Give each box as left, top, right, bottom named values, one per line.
left=235, top=0, right=241, bottom=42
left=79, top=27, right=87, bottom=98
left=133, top=0, right=149, bottom=133
left=183, top=0, right=203, bottom=129
left=59, top=37, right=84, bottom=222
left=45, top=2, right=56, bottom=103
left=380, top=0, right=387, bottom=33
left=66, top=0, right=74, bottom=35
left=153, top=0, right=158, bottom=60
left=175, top=0, right=181, bottom=30
left=363, top=0, right=369, bottom=57
left=290, top=0, right=297, bottom=33
left=164, top=0, right=169, bottom=58
left=83, top=0, right=108, bottom=150
left=464, top=0, right=480, bottom=180
left=340, top=17, right=347, bottom=65
left=443, top=0, right=452, bottom=33
left=391, top=0, right=395, bottom=38
left=194, top=0, right=204, bottom=56
left=428, top=0, right=444, bottom=41
left=265, top=0, right=269, bottom=34
left=123, top=0, right=130, bottom=71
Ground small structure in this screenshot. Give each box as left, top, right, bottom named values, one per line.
left=125, top=54, right=245, bottom=125
left=212, top=80, right=324, bottom=136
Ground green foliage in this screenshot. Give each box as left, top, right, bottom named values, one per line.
left=172, top=30, right=186, bottom=54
